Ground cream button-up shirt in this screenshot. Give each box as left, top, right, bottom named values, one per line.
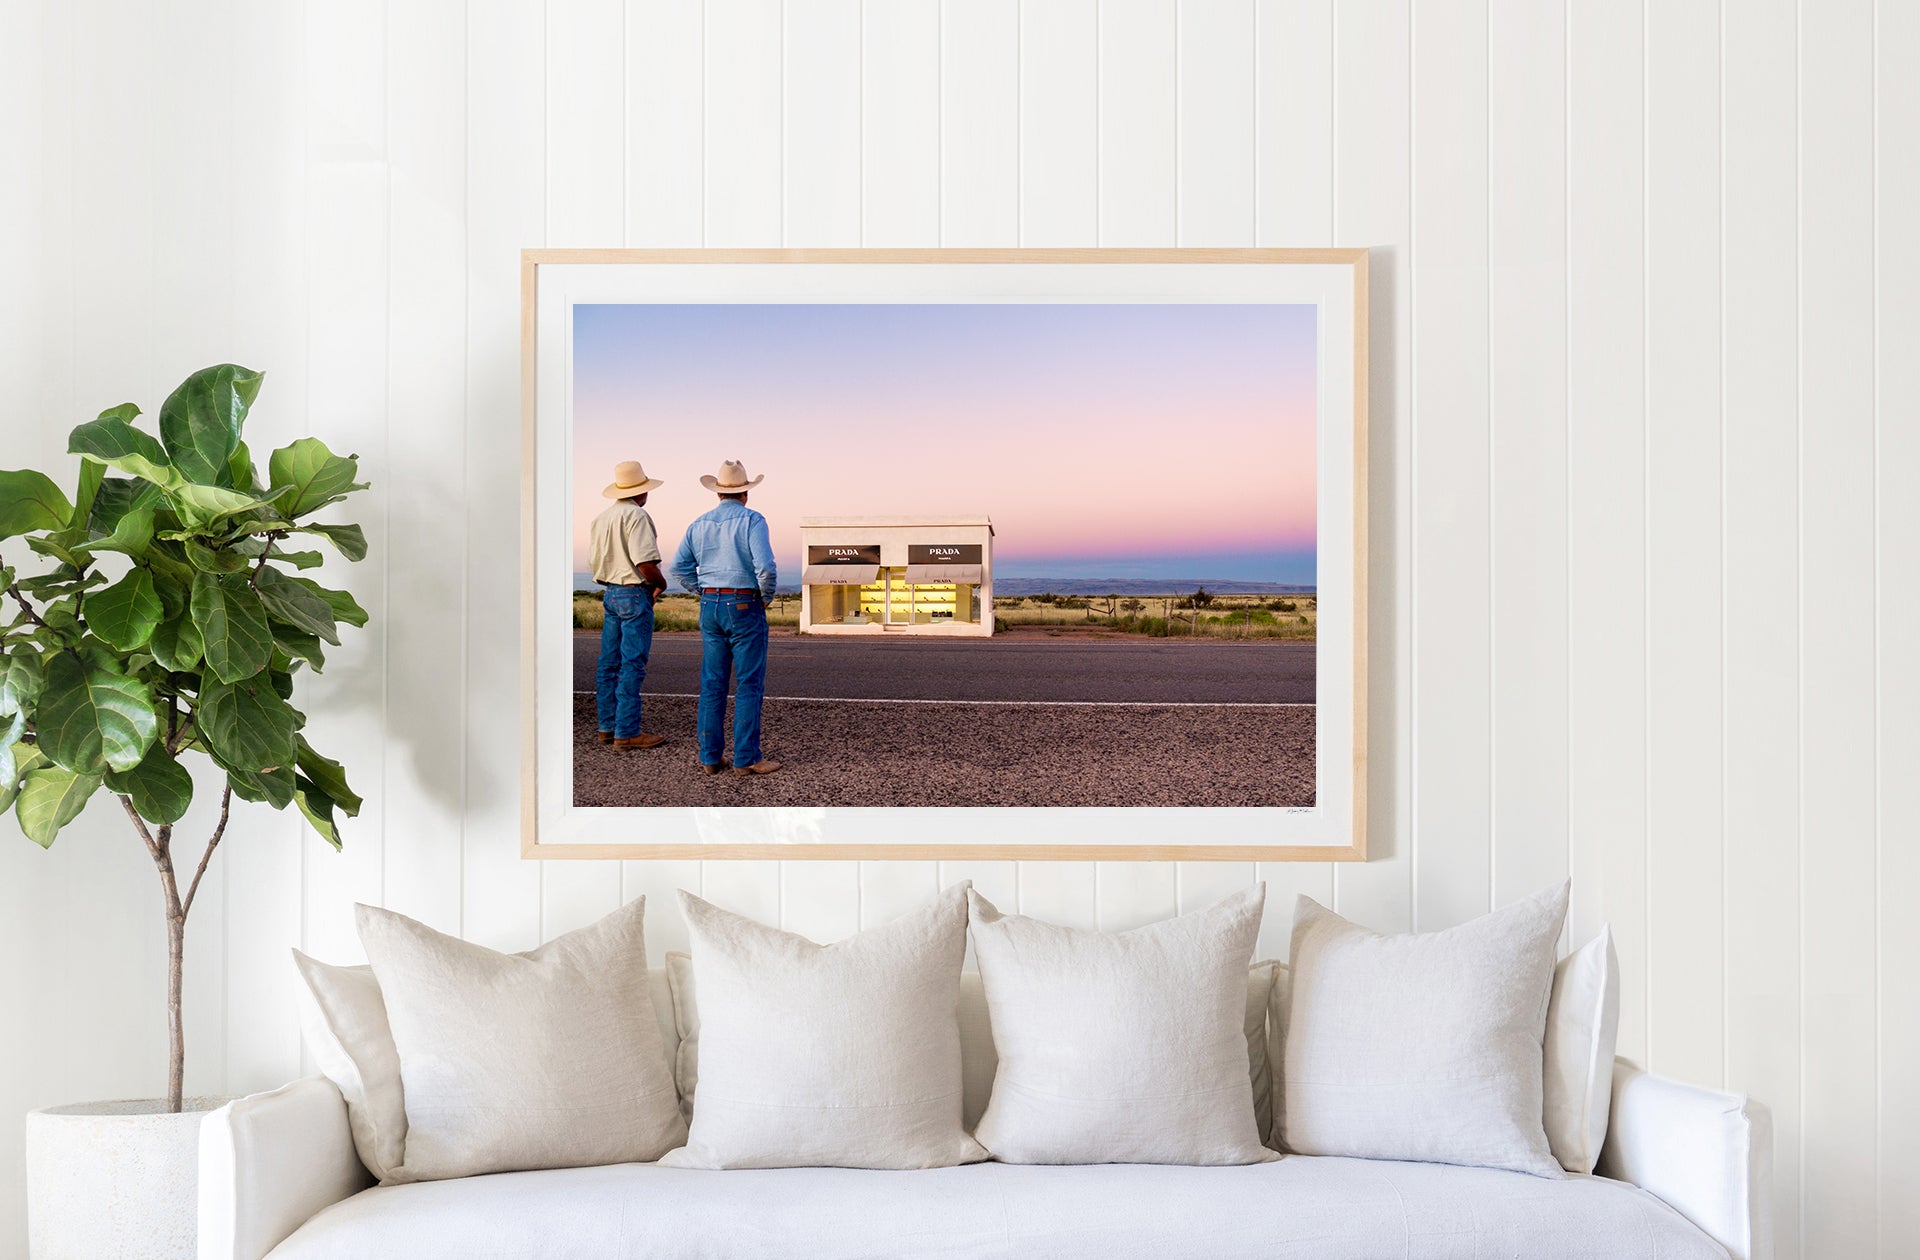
left=589, top=500, right=663, bottom=586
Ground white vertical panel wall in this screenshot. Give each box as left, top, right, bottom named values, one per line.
left=0, top=3, right=1913, bottom=1256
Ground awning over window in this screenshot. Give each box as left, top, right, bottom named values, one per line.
left=902, top=564, right=983, bottom=585
left=802, top=564, right=881, bottom=585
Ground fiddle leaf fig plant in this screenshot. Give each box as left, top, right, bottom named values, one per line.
left=0, top=364, right=370, bottom=1112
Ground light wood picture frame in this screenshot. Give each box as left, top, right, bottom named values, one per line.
left=521, top=248, right=1369, bottom=861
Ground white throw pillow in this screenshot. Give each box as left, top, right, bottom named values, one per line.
left=290, top=953, right=407, bottom=1182
left=658, top=884, right=986, bottom=1170
left=1265, top=960, right=1292, bottom=1152
left=665, top=952, right=1281, bottom=1143
left=1267, top=920, right=1619, bottom=1168
left=968, top=885, right=1274, bottom=1166
left=1544, top=924, right=1619, bottom=1172
left=358, top=898, right=685, bottom=1181
left=1244, top=960, right=1279, bottom=1146
left=1281, top=883, right=1569, bottom=1177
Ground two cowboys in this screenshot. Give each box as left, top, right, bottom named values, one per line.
left=588, top=458, right=781, bottom=778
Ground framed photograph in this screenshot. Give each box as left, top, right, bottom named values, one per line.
left=522, top=249, right=1368, bottom=861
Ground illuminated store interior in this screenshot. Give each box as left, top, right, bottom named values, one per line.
left=797, top=516, right=994, bottom=637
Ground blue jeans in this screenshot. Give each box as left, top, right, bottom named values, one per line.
left=697, top=592, right=769, bottom=767
left=595, top=586, right=654, bottom=739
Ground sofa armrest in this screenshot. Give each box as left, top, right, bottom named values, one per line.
left=199, top=1077, right=372, bottom=1260
left=1597, top=1059, right=1773, bottom=1260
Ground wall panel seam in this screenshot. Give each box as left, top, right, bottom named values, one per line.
left=1400, top=0, right=1418, bottom=928
left=1792, top=0, right=1805, bottom=1246
left=1561, top=0, right=1573, bottom=949
left=1716, top=0, right=1728, bottom=1092
left=1484, top=0, right=1495, bottom=914
left=1640, top=0, right=1654, bottom=1070
left=1869, top=0, right=1883, bottom=1245
left=459, top=3, right=473, bottom=942
left=380, top=0, right=393, bottom=916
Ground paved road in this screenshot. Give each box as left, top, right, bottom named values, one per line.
left=573, top=631, right=1315, bottom=704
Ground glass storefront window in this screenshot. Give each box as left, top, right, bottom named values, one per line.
left=802, top=562, right=882, bottom=624
left=901, top=581, right=979, bottom=624
left=900, top=563, right=983, bottom=624
left=805, top=564, right=983, bottom=626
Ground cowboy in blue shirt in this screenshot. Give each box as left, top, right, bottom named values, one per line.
left=668, top=460, right=781, bottom=777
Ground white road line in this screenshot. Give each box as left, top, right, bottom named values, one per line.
left=572, top=691, right=1312, bottom=709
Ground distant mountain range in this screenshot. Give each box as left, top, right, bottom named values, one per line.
left=575, top=572, right=1313, bottom=598
left=989, top=578, right=1315, bottom=597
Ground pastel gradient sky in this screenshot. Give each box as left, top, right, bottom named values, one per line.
left=572, top=302, right=1317, bottom=583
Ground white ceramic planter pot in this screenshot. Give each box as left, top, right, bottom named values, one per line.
left=25, top=1097, right=227, bottom=1260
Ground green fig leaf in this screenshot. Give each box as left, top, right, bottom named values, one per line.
left=88, top=569, right=163, bottom=651
left=103, top=740, right=193, bottom=825
left=158, top=364, right=263, bottom=487
left=36, top=652, right=158, bottom=775
left=293, top=523, right=368, bottom=562
left=189, top=572, right=273, bottom=683
left=195, top=671, right=297, bottom=774
left=15, top=764, right=101, bottom=847
left=254, top=567, right=340, bottom=645
left=0, top=470, right=74, bottom=540
left=268, top=438, right=367, bottom=519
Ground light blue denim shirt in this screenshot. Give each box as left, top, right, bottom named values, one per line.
left=668, top=499, right=778, bottom=598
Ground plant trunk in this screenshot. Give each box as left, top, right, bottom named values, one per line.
left=166, top=899, right=185, bottom=1113
left=154, top=847, right=186, bottom=1114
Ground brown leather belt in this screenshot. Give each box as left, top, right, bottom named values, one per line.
left=704, top=587, right=758, bottom=595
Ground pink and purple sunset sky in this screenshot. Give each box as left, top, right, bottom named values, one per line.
left=571, top=302, right=1317, bottom=585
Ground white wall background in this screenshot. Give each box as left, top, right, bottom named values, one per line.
left=0, top=1, right=1913, bottom=1256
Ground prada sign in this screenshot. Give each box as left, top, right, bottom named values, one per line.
left=807, top=544, right=881, bottom=565
left=907, top=543, right=982, bottom=564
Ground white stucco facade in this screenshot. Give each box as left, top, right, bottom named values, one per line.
left=797, top=516, right=994, bottom=637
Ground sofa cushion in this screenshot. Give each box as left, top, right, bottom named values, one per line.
left=264, top=1157, right=1729, bottom=1260
left=1283, top=883, right=1569, bottom=1177
left=294, top=951, right=681, bottom=1184
left=357, top=899, right=684, bottom=1181
left=666, top=954, right=1279, bottom=1142
left=1265, top=925, right=1622, bottom=1172
left=658, top=885, right=984, bottom=1170
left=968, top=886, right=1271, bottom=1166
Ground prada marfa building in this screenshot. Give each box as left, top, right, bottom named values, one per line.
left=798, top=515, right=994, bottom=636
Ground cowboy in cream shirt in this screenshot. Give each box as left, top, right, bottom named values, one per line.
left=589, top=460, right=669, bottom=750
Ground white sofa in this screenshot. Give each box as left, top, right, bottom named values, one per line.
left=199, top=970, right=1772, bottom=1260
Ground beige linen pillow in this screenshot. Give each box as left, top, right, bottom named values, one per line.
left=1281, top=883, right=1569, bottom=1177
left=658, top=884, right=985, bottom=1170
left=357, top=898, right=685, bottom=1181
left=968, top=885, right=1273, bottom=1166
left=290, top=953, right=407, bottom=1181
left=665, top=952, right=1280, bottom=1143
left=1267, top=919, right=1618, bottom=1169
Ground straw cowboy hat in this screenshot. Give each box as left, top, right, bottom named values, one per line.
left=601, top=460, right=664, bottom=499
left=700, top=459, right=765, bottom=493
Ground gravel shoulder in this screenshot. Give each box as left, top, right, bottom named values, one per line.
left=573, top=694, right=1314, bottom=809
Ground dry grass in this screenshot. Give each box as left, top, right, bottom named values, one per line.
left=994, top=593, right=1317, bottom=641
left=573, top=592, right=801, bottom=632
left=572, top=590, right=1308, bottom=639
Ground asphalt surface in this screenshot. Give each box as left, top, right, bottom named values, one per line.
left=573, top=694, right=1315, bottom=809
left=573, top=630, right=1316, bottom=704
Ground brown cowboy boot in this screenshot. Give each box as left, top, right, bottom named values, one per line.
left=612, top=733, right=668, bottom=751
left=732, top=760, right=782, bottom=777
